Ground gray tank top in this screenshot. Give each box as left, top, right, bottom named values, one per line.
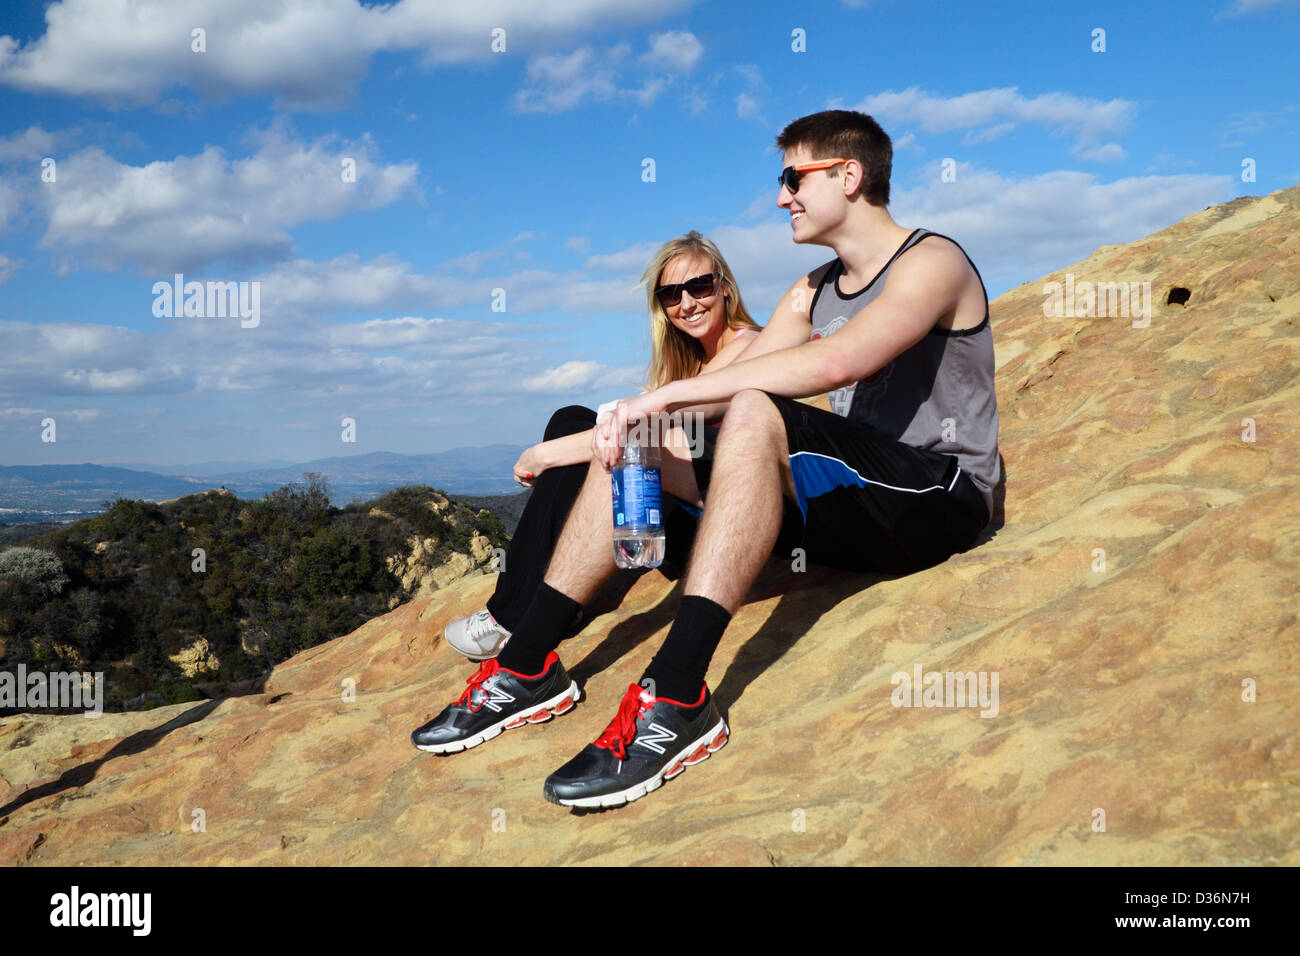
left=809, top=228, right=1001, bottom=517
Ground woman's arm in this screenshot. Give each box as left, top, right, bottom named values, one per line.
left=513, top=428, right=594, bottom=486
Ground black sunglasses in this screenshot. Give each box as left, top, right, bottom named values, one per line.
left=654, top=272, right=718, bottom=308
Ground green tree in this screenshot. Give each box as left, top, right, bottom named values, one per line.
left=297, top=527, right=379, bottom=600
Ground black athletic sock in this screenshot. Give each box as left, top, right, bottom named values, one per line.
left=495, top=583, right=583, bottom=675
left=640, top=595, right=732, bottom=703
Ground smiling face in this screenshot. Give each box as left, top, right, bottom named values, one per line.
left=657, top=252, right=728, bottom=348
left=777, top=145, right=849, bottom=245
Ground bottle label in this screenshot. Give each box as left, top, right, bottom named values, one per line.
left=612, top=464, right=662, bottom=530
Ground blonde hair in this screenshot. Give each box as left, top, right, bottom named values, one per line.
left=641, top=231, right=761, bottom=390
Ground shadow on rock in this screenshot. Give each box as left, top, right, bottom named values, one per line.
left=569, top=577, right=682, bottom=687
left=712, top=562, right=892, bottom=720
left=0, top=698, right=223, bottom=821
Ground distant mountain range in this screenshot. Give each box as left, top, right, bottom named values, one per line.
left=0, top=446, right=527, bottom=523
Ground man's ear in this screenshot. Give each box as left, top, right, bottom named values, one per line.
left=845, top=160, right=863, bottom=195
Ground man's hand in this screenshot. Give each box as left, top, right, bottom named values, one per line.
left=592, top=391, right=670, bottom=470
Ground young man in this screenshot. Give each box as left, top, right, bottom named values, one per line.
left=410, top=110, right=1001, bottom=808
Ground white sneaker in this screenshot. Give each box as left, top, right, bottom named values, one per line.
left=444, top=609, right=512, bottom=660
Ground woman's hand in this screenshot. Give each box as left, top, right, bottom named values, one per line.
left=592, top=391, right=671, bottom=471
left=592, top=407, right=619, bottom=470
left=513, top=444, right=548, bottom=487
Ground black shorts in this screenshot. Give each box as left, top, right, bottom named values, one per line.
left=664, top=393, right=989, bottom=577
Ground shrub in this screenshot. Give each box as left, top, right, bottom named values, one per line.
left=0, top=546, right=70, bottom=598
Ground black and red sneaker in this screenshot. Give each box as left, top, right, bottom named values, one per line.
left=410, top=652, right=580, bottom=754
left=542, top=681, right=728, bottom=807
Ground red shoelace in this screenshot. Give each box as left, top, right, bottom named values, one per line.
left=594, top=684, right=654, bottom=761
left=456, top=659, right=501, bottom=712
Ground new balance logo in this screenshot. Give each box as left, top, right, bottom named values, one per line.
left=480, top=684, right=516, bottom=712
left=634, top=721, right=678, bottom=755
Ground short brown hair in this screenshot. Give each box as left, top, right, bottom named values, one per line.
left=775, top=110, right=892, bottom=206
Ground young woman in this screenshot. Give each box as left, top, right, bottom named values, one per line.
left=444, top=230, right=761, bottom=659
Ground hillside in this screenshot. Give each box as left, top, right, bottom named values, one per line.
left=2, top=186, right=1297, bottom=865
left=0, top=481, right=508, bottom=711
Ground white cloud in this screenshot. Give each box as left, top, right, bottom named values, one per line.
left=682, top=88, right=709, bottom=116
left=513, top=30, right=702, bottom=113
left=0, top=125, right=58, bottom=162
left=1224, top=0, right=1299, bottom=13
left=0, top=254, right=18, bottom=283
left=890, top=163, right=1236, bottom=291
left=437, top=248, right=506, bottom=276
left=0, top=319, right=190, bottom=397
left=0, top=306, right=546, bottom=405
left=738, top=188, right=775, bottom=223
left=736, top=92, right=764, bottom=122
left=325, top=316, right=519, bottom=349
left=855, top=86, right=1135, bottom=161
left=1075, top=142, right=1128, bottom=163
left=61, top=367, right=157, bottom=391
left=1144, top=152, right=1198, bottom=173
left=732, top=63, right=767, bottom=124
left=642, top=31, right=703, bottom=73
left=583, top=240, right=662, bottom=273
left=34, top=126, right=418, bottom=273
left=1218, top=104, right=1297, bottom=146
left=248, top=251, right=645, bottom=321
left=0, top=0, right=694, bottom=109
left=961, top=122, right=1016, bottom=145
left=520, top=360, right=640, bottom=393
left=255, top=254, right=442, bottom=312
left=0, top=229, right=662, bottom=411
left=0, top=180, right=18, bottom=230
left=514, top=46, right=624, bottom=113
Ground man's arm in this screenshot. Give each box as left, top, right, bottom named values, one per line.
left=667, top=264, right=831, bottom=424
left=595, top=243, right=969, bottom=466
left=666, top=244, right=965, bottom=407
left=732, top=262, right=829, bottom=360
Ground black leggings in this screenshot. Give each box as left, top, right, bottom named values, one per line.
left=484, top=406, right=596, bottom=632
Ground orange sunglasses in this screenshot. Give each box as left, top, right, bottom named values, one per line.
left=778, top=158, right=849, bottom=192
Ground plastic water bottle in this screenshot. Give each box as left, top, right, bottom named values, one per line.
left=611, top=430, right=665, bottom=569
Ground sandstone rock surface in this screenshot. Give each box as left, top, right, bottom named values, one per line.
left=2, top=188, right=1297, bottom=866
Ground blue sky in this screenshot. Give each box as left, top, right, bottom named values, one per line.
left=1, top=0, right=1296, bottom=467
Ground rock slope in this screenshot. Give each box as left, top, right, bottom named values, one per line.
left=2, top=186, right=1297, bottom=866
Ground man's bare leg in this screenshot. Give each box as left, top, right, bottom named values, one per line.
left=681, top=389, right=792, bottom=613
left=627, top=389, right=792, bottom=707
